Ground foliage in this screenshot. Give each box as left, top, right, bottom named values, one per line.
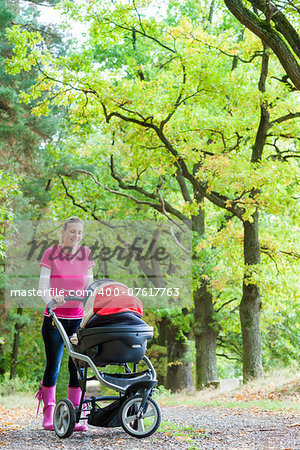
left=0, top=373, right=37, bottom=396
left=5, top=0, right=298, bottom=225
left=0, top=172, right=20, bottom=257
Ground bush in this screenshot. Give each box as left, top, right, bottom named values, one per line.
left=0, top=374, right=37, bottom=396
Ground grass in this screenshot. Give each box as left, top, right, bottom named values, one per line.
left=0, top=375, right=38, bottom=409
left=154, top=368, right=300, bottom=412
left=1, top=368, right=299, bottom=413
left=155, top=419, right=207, bottom=448
left=199, top=398, right=300, bottom=411
left=155, top=394, right=300, bottom=412
left=0, top=392, right=36, bottom=409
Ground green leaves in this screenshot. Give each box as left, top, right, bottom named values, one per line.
left=0, top=172, right=21, bottom=258
left=5, top=25, right=43, bottom=74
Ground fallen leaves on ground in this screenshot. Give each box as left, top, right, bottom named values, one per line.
left=235, top=379, right=300, bottom=403
left=0, top=405, right=33, bottom=433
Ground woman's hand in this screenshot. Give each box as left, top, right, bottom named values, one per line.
left=52, top=295, right=65, bottom=306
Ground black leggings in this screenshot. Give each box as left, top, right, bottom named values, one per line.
left=42, top=316, right=81, bottom=387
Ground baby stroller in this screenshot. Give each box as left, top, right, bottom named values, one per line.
left=47, top=279, right=161, bottom=439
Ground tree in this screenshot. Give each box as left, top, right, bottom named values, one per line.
left=0, top=0, right=65, bottom=380
left=223, top=0, right=300, bottom=379
left=0, top=171, right=20, bottom=377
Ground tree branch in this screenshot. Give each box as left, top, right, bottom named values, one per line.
left=216, top=353, right=241, bottom=361
left=269, top=111, right=300, bottom=128
left=36, top=63, right=99, bottom=96
left=260, top=246, right=280, bottom=274
left=224, top=0, right=300, bottom=89
left=102, top=18, right=176, bottom=54
left=160, top=58, right=186, bottom=130
left=156, top=183, right=187, bottom=233
left=261, top=245, right=300, bottom=259
left=59, top=175, right=103, bottom=222
left=175, top=168, right=193, bottom=203
left=251, top=44, right=270, bottom=163
left=215, top=297, right=237, bottom=313
left=248, top=0, right=300, bottom=58
left=75, top=167, right=190, bottom=224
left=110, top=156, right=190, bottom=223
left=101, top=103, right=244, bottom=219
left=191, top=35, right=263, bottom=64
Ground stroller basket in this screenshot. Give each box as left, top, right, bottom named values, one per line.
left=100, top=368, right=153, bottom=390
left=76, top=325, right=153, bottom=364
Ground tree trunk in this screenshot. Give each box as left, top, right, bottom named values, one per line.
left=191, top=194, right=218, bottom=389
left=10, top=307, right=23, bottom=380
left=240, top=214, right=263, bottom=382
left=193, top=285, right=218, bottom=389
left=156, top=316, right=168, bottom=387
left=0, top=287, right=7, bottom=377
left=166, top=321, right=194, bottom=392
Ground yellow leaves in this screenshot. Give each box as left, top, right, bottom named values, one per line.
left=157, top=167, right=166, bottom=176
left=195, top=240, right=207, bottom=252
left=235, top=384, right=276, bottom=402
left=169, top=17, right=193, bottom=38
left=243, top=29, right=263, bottom=55
left=196, top=151, right=299, bottom=219
left=30, top=103, right=51, bottom=117
left=189, top=26, right=210, bottom=44
left=182, top=201, right=200, bottom=218
left=107, top=207, right=119, bottom=215
left=242, top=207, right=256, bottom=223
left=210, top=275, right=232, bottom=292
left=167, top=360, right=183, bottom=367
left=0, top=405, right=30, bottom=433
left=204, top=154, right=231, bottom=175
left=243, top=264, right=262, bottom=287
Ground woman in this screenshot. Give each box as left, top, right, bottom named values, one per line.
left=36, top=216, right=94, bottom=431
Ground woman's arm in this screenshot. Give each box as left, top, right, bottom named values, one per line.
left=81, top=268, right=94, bottom=328
left=86, top=267, right=94, bottom=289
left=38, top=266, right=64, bottom=305
left=38, top=266, right=52, bottom=305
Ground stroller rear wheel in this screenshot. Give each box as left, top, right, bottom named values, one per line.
left=53, top=399, right=76, bottom=438
left=120, top=395, right=161, bottom=438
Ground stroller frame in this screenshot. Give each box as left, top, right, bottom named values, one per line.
left=47, top=295, right=161, bottom=439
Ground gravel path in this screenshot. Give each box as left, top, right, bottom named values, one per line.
left=0, top=404, right=299, bottom=449
left=163, top=405, right=300, bottom=449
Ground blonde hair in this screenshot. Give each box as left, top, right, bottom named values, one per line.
left=59, top=216, right=84, bottom=245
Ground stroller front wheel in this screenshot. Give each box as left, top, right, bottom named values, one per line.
left=53, top=399, right=76, bottom=438
left=120, top=395, right=161, bottom=438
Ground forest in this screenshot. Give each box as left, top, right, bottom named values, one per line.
left=0, top=0, right=299, bottom=401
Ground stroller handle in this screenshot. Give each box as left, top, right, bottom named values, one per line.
left=46, top=296, right=85, bottom=313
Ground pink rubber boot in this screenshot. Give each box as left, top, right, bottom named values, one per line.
left=35, top=383, right=56, bottom=430
left=68, top=386, right=88, bottom=431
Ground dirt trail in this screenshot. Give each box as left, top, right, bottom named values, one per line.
left=163, top=405, right=300, bottom=449
left=0, top=404, right=299, bottom=449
